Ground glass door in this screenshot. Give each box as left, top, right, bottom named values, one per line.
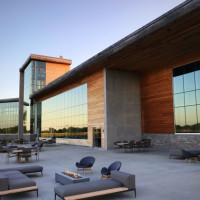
left=93, top=127, right=101, bottom=148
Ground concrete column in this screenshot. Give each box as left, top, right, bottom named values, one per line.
left=34, top=103, right=37, bottom=135
left=18, top=71, right=24, bottom=139
left=105, top=69, right=142, bottom=149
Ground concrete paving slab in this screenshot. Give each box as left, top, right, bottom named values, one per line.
left=0, top=144, right=200, bottom=200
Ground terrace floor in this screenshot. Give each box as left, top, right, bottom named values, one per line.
left=0, top=144, right=200, bottom=200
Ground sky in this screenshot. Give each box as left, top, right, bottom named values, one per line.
left=0, top=0, right=185, bottom=99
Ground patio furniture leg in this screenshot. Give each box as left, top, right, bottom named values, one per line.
left=134, top=188, right=136, bottom=198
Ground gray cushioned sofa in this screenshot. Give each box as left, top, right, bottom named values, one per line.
left=54, top=170, right=136, bottom=200
left=0, top=165, right=43, bottom=200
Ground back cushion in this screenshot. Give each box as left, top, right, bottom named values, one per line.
left=0, top=173, right=9, bottom=191
left=111, top=170, right=135, bottom=190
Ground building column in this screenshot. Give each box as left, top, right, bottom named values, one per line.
left=18, top=71, right=24, bottom=139
left=34, top=103, right=38, bottom=137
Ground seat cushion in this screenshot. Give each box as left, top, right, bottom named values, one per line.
left=0, top=165, right=43, bottom=174
left=55, top=179, right=122, bottom=198
left=1, top=170, right=20, bottom=175
left=76, top=162, right=87, bottom=168
left=0, top=174, right=9, bottom=191
left=189, top=150, right=200, bottom=156
left=9, top=178, right=36, bottom=190
left=5, top=172, right=27, bottom=180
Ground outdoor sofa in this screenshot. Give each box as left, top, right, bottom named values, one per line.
left=0, top=165, right=43, bottom=199
left=170, top=148, right=200, bottom=160
left=54, top=170, right=136, bottom=200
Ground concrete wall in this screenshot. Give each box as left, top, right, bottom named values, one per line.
left=56, top=138, right=89, bottom=147
left=105, top=69, right=142, bottom=149
left=143, top=133, right=200, bottom=151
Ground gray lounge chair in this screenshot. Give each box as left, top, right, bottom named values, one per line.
left=76, top=156, right=95, bottom=174
left=101, top=161, right=122, bottom=179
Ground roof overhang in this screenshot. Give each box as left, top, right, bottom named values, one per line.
left=0, top=98, right=29, bottom=106
left=30, top=0, right=200, bottom=101
left=20, top=54, right=72, bottom=72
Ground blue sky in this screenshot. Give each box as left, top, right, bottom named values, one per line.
left=0, top=0, right=185, bottom=99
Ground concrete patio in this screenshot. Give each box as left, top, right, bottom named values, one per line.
left=0, top=144, right=199, bottom=200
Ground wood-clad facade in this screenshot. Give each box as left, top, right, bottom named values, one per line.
left=87, top=70, right=104, bottom=147
left=46, top=62, right=70, bottom=84
left=140, top=68, right=175, bottom=134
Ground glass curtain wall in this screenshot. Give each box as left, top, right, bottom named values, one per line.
left=24, top=61, right=46, bottom=134
left=40, top=84, right=88, bottom=139
left=173, top=61, right=200, bottom=133
left=0, top=102, right=19, bottom=134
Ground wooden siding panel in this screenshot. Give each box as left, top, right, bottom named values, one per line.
left=46, top=62, right=70, bottom=84
left=87, top=70, right=104, bottom=148
left=140, top=68, right=175, bottom=133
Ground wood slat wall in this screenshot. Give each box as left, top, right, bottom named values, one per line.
left=140, top=68, right=175, bottom=133
left=87, top=70, right=104, bottom=148
left=46, top=62, right=70, bottom=84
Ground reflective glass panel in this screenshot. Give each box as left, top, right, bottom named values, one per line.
left=174, top=93, right=184, bottom=107
left=0, top=102, right=20, bottom=134
left=195, top=71, right=200, bottom=90
left=184, top=72, right=195, bottom=92
left=173, top=76, right=183, bottom=94
left=185, top=91, right=196, bottom=106
left=39, top=84, right=88, bottom=139
left=185, top=106, right=197, bottom=125
left=196, top=90, right=200, bottom=104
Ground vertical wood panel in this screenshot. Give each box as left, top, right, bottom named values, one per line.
left=87, top=70, right=104, bottom=148
left=46, top=62, right=70, bottom=84
left=140, top=68, right=175, bottom=133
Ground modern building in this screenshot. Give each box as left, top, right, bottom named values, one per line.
left=1, top=0, right=200, bottom=150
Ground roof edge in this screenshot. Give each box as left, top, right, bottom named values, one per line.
left=30, top=0, right=200, bottom=100
left=20, top=54, right=72, bottom=72
left=0, top=98, right=29, bottom=106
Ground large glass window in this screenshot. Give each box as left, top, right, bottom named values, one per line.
left=39, top=84, right=88, bottom=139
left=0, top=102, right=27, bottom=134
left=173, top=60, right=200, bottom=133
left=24, top=61, right=46, bottom=134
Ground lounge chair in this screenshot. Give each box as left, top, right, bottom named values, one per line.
left=76, top=156, right=95, bottom=174
left=182, top=149, right=198, bottom=163
left=21, top=148, right=32, bottom=163
left=101, top=161, right=121, bottom=179
left=6, top=149, right=17, bottom=164
left=124, top=141, right=135, bottom=153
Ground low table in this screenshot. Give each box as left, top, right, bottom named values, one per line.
left=55, top=172, right=90, bottom=185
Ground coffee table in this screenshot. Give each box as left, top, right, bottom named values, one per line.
left=55, top=172, right=90, bottom=185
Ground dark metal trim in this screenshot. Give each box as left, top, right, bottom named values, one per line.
left=20, top=54, right=72, bottom=72
left=0, top=98, right=29, bottom=106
